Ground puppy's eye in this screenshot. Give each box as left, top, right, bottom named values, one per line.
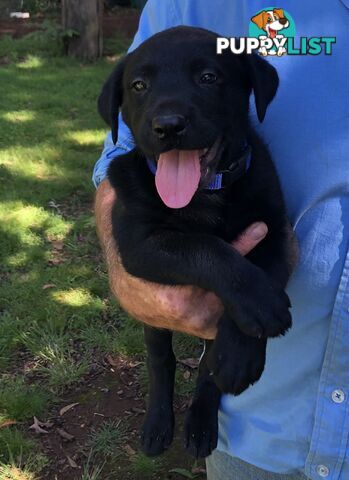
left=267, top=17, right=272, bottom=23
left=131, top=80, right=147, bottom=92
left=199, top=72, right=218, bottom=85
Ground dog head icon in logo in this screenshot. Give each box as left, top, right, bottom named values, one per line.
left=251, top=8, right=291, bottom=56
left=251, top=9, right=289, bottom=38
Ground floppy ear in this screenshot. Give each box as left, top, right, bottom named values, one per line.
left=251, top=11, right=266, bottom=30
left=244, top=53, right=279, bottom=122
left=98, top=56, right=127, bottom=144
left=273, top=8, right=285, bottom=19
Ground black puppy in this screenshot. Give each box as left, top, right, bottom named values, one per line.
left=98, top=26, right=297, bottom=459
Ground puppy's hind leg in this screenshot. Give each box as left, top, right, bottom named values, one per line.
left=185, top=341, right=221, bottom=458
left=140, top=325, right=176, bottom=456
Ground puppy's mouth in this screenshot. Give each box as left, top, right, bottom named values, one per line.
left=267, top=27, right=277, bottom=38
left=155, top=137, right=223, bottom=209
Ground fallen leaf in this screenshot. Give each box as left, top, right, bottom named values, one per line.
left=123, top=444, right=136, bottom=456
left=129, top=360, right=143, bottom=368
left=0, top=419, right=17, bottom=429
left=42, top=283, right=56, bottom=290
left=178, top=357, right=199, bottom=369
left=106, top=354, right=118, bottom=367
left=57, top=428, right=75, bottom=441
left=59, top=403, right=79, bottom=417
left=192, top=466, right=206, bottom=475
left=29, top=416, right=52, bottom=434
left=131, top=407, right=145, bottom=415
left=66, top=455, right=79, bottom=468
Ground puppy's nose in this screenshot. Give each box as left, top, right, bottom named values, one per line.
left=152, top=115, right=187, bottom=139
left=279, top=17, right=288, bottom=25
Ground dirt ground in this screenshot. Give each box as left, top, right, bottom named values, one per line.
left=31, top=355, right=205, bottom=480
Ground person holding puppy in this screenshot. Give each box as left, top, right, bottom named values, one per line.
left=94, top=1, right=349, bottom=479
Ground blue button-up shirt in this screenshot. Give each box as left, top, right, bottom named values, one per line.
left=93, top=1, right=349, bottom=478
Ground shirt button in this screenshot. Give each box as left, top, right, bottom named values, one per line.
left=332, top=389, right=345, bottom=403
left=317, top=465, right=329, bottom=477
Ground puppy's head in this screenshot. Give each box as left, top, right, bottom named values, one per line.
left=251, top=9, right=289, bottom=37
left=98, top=27, right=278, bottom=208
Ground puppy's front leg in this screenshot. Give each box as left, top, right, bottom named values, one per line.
left=140, top=326, right=176, bottom=456
left=117, top=228, right=291, bottom=339
left=207, top=312, right=267, bottom=395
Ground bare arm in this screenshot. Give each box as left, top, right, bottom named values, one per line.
left=94, top=179, right=268, bottom=340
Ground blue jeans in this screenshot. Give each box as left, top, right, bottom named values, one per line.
left=206, top=450, right=309, bottom=480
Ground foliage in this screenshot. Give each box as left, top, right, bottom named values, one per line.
left=21, top=1, right=61, bottom=15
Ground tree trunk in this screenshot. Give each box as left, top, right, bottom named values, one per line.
left=62, top=0, right=103, bottom=61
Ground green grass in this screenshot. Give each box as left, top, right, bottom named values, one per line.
left=0, top=427, right=48, bottom=475
left=80, top=461, right=105, bottom=480
left=87, top=419, right=126, bottom=460
left=0, top=377, right=50, bottom=422
left=0, top=27, right=132, bottom=476
left=0, top=25, right=202, bottom=479
left=131, top=453, right=163, bottom=478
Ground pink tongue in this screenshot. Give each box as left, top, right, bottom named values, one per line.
left=269, top=28, right=276, bottom=38
left=155, top=150, right=201, bottom=208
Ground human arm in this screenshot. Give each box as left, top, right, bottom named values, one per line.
left=94, top=179, right=268, bottom=340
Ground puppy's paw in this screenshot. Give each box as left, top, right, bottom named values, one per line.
left=185, top=399, right=218, bottom=458
left=140, top=408, right=174, bottom=457
left=226, top=276, right=292, bottom=339
left=207, top=332, right=266, bottom=395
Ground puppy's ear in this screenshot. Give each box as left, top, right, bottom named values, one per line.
left=244, top=53, right=279, bottom=122
left=251, top=11, right=266, bottom=30
left=98, top=56, right=127, bottom=144
left=273, top=8, right=285, bottom=19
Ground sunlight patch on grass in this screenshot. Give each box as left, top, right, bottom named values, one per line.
left=5, top=251, right=31, bottom=269
left=52, top=288, right=104, bottom=309
left=65, top=129, right=107, bottom=147
left=0, top=464, right=35, bottom=480
left=4, top=204, right=47, bottom=233
left=1, top=146, right=61, bottom=178
left=1, top=202, right=71, bottom=238
left=2, top=111, right=36, bottom=123
left=17, top=55, right=44, bottom=70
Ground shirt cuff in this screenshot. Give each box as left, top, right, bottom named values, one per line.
left=92, top=130, right=135, bottom=188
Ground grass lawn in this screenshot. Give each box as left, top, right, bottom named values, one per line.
left=0, top=24, right=202, bottom=480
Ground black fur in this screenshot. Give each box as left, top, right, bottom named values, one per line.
left=98, top=26, right=297, bottom=458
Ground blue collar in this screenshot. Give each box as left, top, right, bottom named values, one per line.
left=146, top=144, right=252, bottom=191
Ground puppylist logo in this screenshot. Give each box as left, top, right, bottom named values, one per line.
left=217, top=7, right=336, bottom=56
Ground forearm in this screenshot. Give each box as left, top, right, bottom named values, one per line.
left=94, top=180, right=269, bottom=339
left=94, top=179, right=222, bottom=339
